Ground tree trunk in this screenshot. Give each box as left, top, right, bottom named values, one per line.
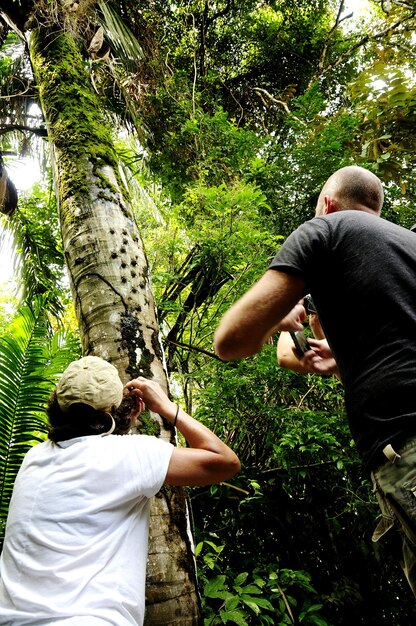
left=28, top=25, right=201, bottom=626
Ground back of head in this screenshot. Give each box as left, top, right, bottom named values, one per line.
left=48, top=355, right=129, bottom=443
left=56, top=355, right=123, bottom=413
left=316, top=166, right=384, bottom=215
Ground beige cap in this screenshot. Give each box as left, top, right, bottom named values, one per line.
left=56, top=356, right=124, bottom=413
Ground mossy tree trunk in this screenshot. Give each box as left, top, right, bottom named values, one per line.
left=28, top=25, right=201, bottom=626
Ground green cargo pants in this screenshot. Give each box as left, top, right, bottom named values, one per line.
left=372, top=437, right=416, bottom=597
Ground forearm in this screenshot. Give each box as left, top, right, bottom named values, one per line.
left=161, top=400, right=234, bottom=457
left=125, top=377, right=240, bottom=487
left=162, top=401, right=240, bottom=486
left=277, top=332, right=311, bottom=374
left=214, top=270, right=305, bottom=361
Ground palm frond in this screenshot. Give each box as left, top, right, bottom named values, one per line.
left=98, top=0, right=144, bottom=70
left=0, top=296, right=80, bottom=531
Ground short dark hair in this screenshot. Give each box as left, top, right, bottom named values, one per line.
left=47, top=392, right=136, bottom=443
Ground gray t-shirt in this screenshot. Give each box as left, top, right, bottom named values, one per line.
left=269, top=210, right=416, bottom=471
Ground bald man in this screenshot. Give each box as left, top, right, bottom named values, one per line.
left=277, top=165, right=383, bottom=375
left=214, top=165, right=416, bottom=596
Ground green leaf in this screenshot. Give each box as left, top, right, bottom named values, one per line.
left=240, top=584, right=262, bottom=595
left=0, top=297, right=79, bottom=529
left=220, top=609, right=249, bottom=626
left=234, top=572, right=249, bottom=586
left=240, top=595, right=261, bottom=615
left=225, top=596, right=240, bottom=612
left=204, top=575, right=227, bottom=597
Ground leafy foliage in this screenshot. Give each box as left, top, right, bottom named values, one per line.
left=1, top=178, right=69, bottom=316
left=0, top=297, right=80, bottom=538
left=198, top=538, right=331, bottom=625
left=189, top=346, right=416, bottom=625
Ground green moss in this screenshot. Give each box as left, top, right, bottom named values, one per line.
left=135, top=411, right=161, bottom=437
left=29, top=27, right=123, bottom=209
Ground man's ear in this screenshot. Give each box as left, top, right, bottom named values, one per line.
left=323, top=195, right=337, bottom=214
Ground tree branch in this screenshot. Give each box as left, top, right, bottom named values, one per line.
left=0, top=124, right=48, bottom=137
left=164, top=337, right=222, bottom=361
left=307, top=10, right=416, bottom=89
left=252, top=87, right=307, bottom=125
left=257, top=459, right=339, bottom=476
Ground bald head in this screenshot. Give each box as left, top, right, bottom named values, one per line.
left=316, top=166, right=384, bottom=216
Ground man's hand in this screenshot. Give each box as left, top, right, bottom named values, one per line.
left=298, top=339, right=339, bottom=376
left=275, top=302, right=306, bottom=332
left=214, top=270, right=306, bottom=360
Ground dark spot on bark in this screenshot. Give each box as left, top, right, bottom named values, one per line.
left=74, top=257, right=83, bottom=266
left=131, top=271, right=136, bottom=278
left=111, top=252, right=118, bottom=259
left=110, top=229, right=115, bottom=234
left=151, top=328, right=163, bottom=362
left=120, top=247, right=126, bottom=253
left=132, top=288, right=137, bottom=294
left=131, top=260, right=137, bottom=267
left=120, top=312, right=154, bottom=377
left=121, top=262, right=127, bottom=268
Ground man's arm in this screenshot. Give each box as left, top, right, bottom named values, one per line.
left=125, top=377, right=241, bottom=487
left=214, top=270, right=306, bottom=361
left=277, top=331, right=311, bottom=373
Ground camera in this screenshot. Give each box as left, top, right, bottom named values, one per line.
left=304, top=294, right=317, bottom=315
left=290, top=330, right=311, bottom=356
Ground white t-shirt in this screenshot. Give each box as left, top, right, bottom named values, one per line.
left=0, top=433, right=174, bottom=626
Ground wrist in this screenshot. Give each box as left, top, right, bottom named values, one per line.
left=160, top=401, right=179, bottom=423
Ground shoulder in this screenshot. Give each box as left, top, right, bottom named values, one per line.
left=106, top=433, right=174, bottom=459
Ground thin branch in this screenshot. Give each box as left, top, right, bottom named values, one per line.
left=205, top=0, right=235, bottom=29
left=221, top=481, right=249, bottom=495
left=276, top=583, right=295, bottom=624
left=252, top=87, right=307, bottom=125
left=317, top=1, right=352, bottom=76
left=0, top=124, right=47, bottom=137
left=0, top=86, right=33, bottom=99
left=258, top=459, right=338, bottom=476
left=392, top=41, right=416, bottom=60
left=307, top=10, right=416, bottom=89
left=164, top=337, right=222, bottom=361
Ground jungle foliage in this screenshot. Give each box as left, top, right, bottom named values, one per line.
left=1, top=0, right=416, bottom=623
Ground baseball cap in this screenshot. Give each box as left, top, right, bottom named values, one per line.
left=56, top=356, right=124, bottom=413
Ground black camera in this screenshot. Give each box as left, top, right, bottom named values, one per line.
left=290, top=330, right=311, bottom=356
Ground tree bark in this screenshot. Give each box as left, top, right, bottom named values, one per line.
left=28, top=25, right=201, bottom=626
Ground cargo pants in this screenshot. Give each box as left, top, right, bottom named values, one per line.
left=371, top=437, right=416, bottom=596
